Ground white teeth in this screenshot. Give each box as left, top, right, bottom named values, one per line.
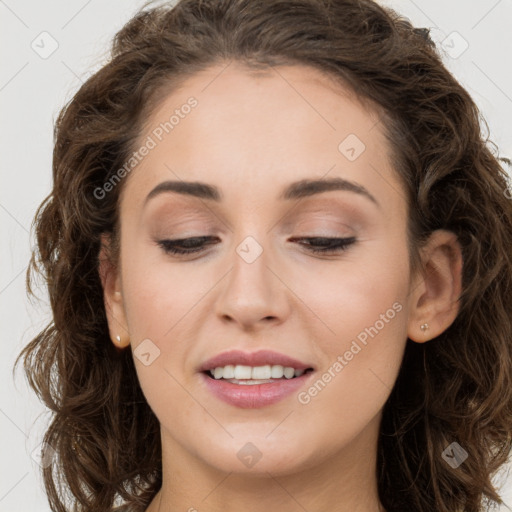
left=209, top=364, right=308, bottom=380
left=234, top=365, right=252, bottom=379
left=283, top=367, right=295, bottom=379
left=252, top=365, right=271, bottom=379
left=222, top=364, right=235, bottom=379
left=270, top=365, right=284, bottom=378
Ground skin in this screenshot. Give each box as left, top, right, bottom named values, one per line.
left=100, top=62, right=462, bottom=512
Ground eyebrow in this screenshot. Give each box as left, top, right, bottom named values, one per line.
left=144, top=177, right=379, bottom=207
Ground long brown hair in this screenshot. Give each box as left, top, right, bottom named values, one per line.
left=14, top=0, right=512, bottom=510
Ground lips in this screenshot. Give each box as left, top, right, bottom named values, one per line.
left=200, top=371, right=314, bottom=408
left=198, top=349, right=314, bottom=373
left=197, top=349, right=315, bottom=408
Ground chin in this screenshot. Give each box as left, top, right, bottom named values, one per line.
left=195, top=434, right=317, bottom=476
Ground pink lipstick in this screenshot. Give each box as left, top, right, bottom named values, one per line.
left=198, top=349, right=315, bottom=408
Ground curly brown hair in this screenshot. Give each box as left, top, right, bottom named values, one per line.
left=14, top=0, right=512, bottom=511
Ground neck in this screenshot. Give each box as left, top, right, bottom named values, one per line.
left=146, top=413, right=384, bottom=512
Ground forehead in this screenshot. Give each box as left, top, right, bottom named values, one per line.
left=123, top=62, right=399, bottom=209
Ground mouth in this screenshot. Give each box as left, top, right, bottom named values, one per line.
left=198, top=350, right=316, bottom=408
left=200, top=366, right=315, bottom=408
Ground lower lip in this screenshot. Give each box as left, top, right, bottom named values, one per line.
left=200, top=371, right=314, bottom=408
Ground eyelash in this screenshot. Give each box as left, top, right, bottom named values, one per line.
left=157, top=236, right=356, bottom=256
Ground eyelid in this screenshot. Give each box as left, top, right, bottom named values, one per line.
left=279, top=211, right=361, bottom=236
left=150, top=200, right=363, bottom=231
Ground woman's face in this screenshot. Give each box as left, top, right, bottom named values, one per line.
left=109, top=63, right=416, bottom=476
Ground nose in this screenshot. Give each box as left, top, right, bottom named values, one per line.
left=214, top=237, right=291, bottom=331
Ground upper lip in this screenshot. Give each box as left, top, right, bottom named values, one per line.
left=198, top=349, right=314, bottom=372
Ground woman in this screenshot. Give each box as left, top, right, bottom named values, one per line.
left=15, top=0, right=512, bottom=511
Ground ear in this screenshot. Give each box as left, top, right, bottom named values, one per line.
left=98, top=233, right=130, bottom=349
left=407, top=229, right=463, bottom=343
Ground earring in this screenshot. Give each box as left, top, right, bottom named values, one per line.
left=115, top=334, right=128, bottom=346
left=114, top=334, right=130, bottom=348
left=420, top=323, right=429, bottom=332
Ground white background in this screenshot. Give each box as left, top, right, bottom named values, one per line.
left=1, top=0, right=511, bottom=510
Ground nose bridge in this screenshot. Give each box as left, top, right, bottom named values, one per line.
left=215, top=230, right=290, bottom=328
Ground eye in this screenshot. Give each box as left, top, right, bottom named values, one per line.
left=157, top=236, right=219, bottom=255
left=290, top=236, right=356, bottom=254
left=157, top=236, right=356, bottom=256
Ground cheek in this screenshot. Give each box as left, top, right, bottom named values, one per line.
left=293, top=238, right=410, bottom=337
left=119, top=251, right=204, bottom=420
left=120, top=242, right=212, bottom=339
left=292, top=239, right=410, bottom=400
